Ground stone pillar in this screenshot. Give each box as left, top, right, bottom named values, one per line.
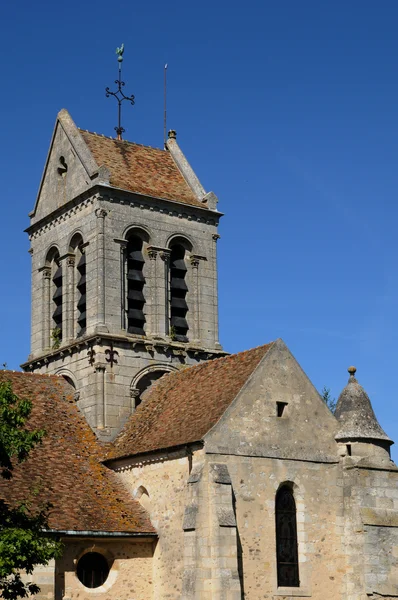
left=212, top=234, right=221, bottom=348
left=95, top=364, right=106, bottom=430
left=130, top=388, right=140, bottom=413
left=189, top=256, right=200, bottom=343
left=159, top=249, right=171, bottom=337
left=95, top=208, right=108, bottom=331
left=41, top=267, right=51, bottom=350
left=146, top=247, right=158, bottom=336
left=115, top=240, right=127, bottom=330
left=62, top=254, right=75, bottom=342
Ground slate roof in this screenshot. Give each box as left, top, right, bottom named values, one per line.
left=79, top=130, right=204, bottom=208
left=334, top=368, right=392, bottom=444
left=107, top=343, right=275, bottom=461
left=0, top=371, right=155, bottom=534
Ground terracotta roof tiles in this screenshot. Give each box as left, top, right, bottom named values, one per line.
left=80, top=130, right=204, bottom=208
left=108, top=343, right=274, bottom=461
left=0, top=371, right=154, bottom=534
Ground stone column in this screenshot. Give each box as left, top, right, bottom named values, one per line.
left=189, top=256, right=200, bottom=343
left=95, top=364, right=106, bottom=430
left=95, top=208, right=108, bottom=331
left=114, top=240, right=128, bottom=330
left=146, top=247, right=158, bottom=336
left=159, top=249, right=171, bottom=336
left=212, top=234, right=221, bottom=348
left=63, top=254, right=75, bottom=342
left=130, top=388, right=140, bottom=413
left=41, top=267, right=51, bottom=350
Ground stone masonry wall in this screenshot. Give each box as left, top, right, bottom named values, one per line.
left=341, top=464, right=398, bottom=600
left=114, top=448, right=197, bottom=599
left=113, top=447, right=347, bottom=600
left=56, top=539, right=154, bottom=600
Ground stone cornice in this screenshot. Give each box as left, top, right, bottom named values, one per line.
left=26, top=184, right=222, bottom=240
left=21, top=332, right=228, bottom=371
left=108, top=442, right=204, bottom=471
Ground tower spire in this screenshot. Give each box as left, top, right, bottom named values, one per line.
left=105, top=43, right=135, bottom=140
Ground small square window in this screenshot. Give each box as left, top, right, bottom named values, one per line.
left=276, top=402, right=288, bottom=417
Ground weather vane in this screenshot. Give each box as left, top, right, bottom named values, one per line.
left=105, top=43, right=135, bottom=140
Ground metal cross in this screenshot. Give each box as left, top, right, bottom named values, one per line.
left=105, top=43, right=135, bottom=140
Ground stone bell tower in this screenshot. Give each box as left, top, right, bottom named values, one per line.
left=22, top=109, right=225, bottom=440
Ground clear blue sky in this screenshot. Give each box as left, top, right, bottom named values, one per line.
left=1, top=1, right=398, bottom=459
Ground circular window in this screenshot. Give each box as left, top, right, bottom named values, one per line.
left=76, top=552, right=110, bottom=588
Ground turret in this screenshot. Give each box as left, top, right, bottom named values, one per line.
left=335, top=366, right=393, bottom=466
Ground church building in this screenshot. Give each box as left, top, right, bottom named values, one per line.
left=1, top=106, right=397, bottom=600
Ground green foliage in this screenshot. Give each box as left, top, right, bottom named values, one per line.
left=50, top=328, right=61, bottom=350
left=321, top=386, right=337, bottom=413
left=169, top=325, right=177, bottom=341
left=0, top=382, right=44, bottom=481
left=0, top=381, right=62, bottom=599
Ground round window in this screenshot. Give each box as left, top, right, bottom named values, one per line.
left=76, top=552, right=110, bottom=588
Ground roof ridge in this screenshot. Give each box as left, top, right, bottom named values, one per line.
left=108, top=341, right=276, bottom=460
left=78, top=128, right=166, bottom=152
left=127, top=342, right=276, bottom=396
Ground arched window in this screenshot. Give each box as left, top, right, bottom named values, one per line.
left=169, top=244, right=189, bottom=341
left=275, top=485, right=299, bottom=587
left=51, top=252, right=63, bottom=345
left=134, top=368, right=169, bottom=407
left=126, top=234, right=146, bottom=335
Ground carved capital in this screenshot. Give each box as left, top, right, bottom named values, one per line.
left=95, top=208, right=107, bottom=219
left=66, top=256, right=75, bottom=268
left=160, top=250, right=171, bottom=264
left=130, top=388, right=140, bottom=398
left=41, top=267, right=51, bottom=280
left=147, top=249, right=158, bottom=261
left=94, top=363, right=106, bottom=373
left=74, top=391, right=80, bottom=402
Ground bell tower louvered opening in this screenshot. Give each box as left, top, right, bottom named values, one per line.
left=127, top=235, right=146, bottom=335
left=76, top=248, right=86, bottom=336
left=52, top=258, right=63, bottom=342
left=170, top=244, right=189, bottom=342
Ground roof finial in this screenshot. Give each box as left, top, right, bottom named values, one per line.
left=105, top=43, right=135, bottom=141
left=348, top=366, right=357, bottom=381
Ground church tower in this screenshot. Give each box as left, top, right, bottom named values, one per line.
left=22, top=109, right=225, bottom=440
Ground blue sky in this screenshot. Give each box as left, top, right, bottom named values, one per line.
left=1, top=1, right=398, bottom=459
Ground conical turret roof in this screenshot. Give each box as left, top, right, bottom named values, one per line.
left=334, top=367, right=392, bottom=444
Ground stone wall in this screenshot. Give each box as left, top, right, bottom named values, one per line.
left=114, top=447, right=197, bottom=599
left=56, top=539, right=154, bottom=600
left=342, top=463, right=398, bottom=600
left=113, top=448, right=347, bottom=599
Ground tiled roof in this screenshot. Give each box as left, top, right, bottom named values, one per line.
left=108, top=343, right=274, bottom=461
left=79, top=130, right=204, bottom=208
left=0, top=371, right=154, bottom=534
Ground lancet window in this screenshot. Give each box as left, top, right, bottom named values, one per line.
left=275, top=485, right=300, bottom=587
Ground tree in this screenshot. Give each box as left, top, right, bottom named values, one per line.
left=321, top=386, right=336, bottom=413
left=0, top=380, right=62, bottom=600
